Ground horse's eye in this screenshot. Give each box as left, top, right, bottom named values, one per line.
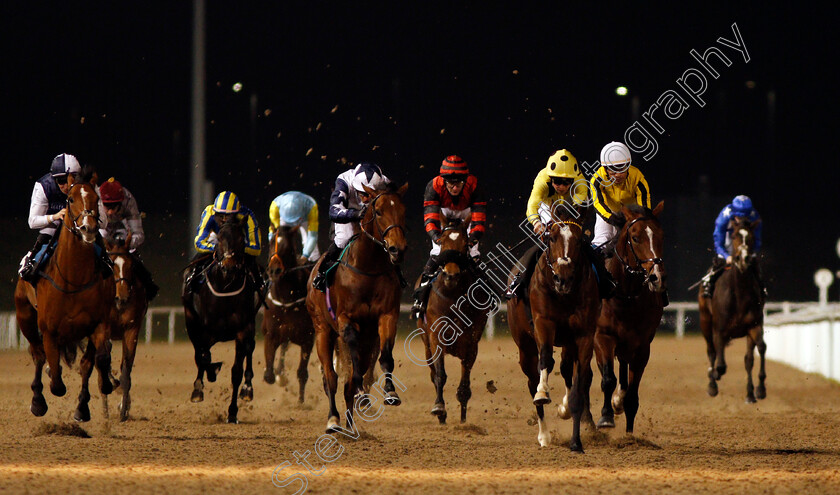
left=68, top=198, right=74, bottom=204
left=632, top=236, right=639, bottom=243
left=375, top=209, right=382, bottom=217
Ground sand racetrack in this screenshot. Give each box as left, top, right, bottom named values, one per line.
left=1, top=333, right=839, bottom=494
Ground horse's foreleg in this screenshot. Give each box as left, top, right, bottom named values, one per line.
left=456, top=354, right=476, bottom=424
left=239, top=331, right=255, bottom=403
left=567, top=341, right=591, bottom=453
left=74, top=340, right=96, bottom=423
left=191, top=346, right=208, bottom=403
left=377, top=313, right=401, bottom=405
left=532, top=320, right=555, bottom=405
left=228, top=337, right=246, bottom=424
left=595, top=332, right=617, bottom=428
left=339, top=319, right=365, bottom=403
left=42, top=331, right=66, bottom=397
left=624, top=346, right=651, bottom=435
left=29, top=344, right=48, bottom=416
left=756, top=328, right=767, bottom=399
left=431, top=350, right=447, bottom=423
left=297, top=343, right=312, bottom=404
left=712, top=326, right=727, bottom=380
left=615, top=358, right=628, bottom=415
left=557, top=347, right=574, bottom=420
left=119, top=328, right=139, bottom=421
left=262, top=329, right=279, bottom=385
left=277, top=340, right=290, bottom=386
left=316, top=329, right=341, bottom=432
left=744, top=335, right=757, bottom=403
left=90, top=322, right=114, bottom=396
left=518, top=340, right=550, bottom=447
left=703, top=326, right=718, bottom=397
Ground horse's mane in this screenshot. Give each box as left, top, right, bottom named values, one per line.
left=623, top=204, right=660, bottom=224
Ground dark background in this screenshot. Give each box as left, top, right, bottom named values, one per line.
left=2, top=3, right=838, bottom=308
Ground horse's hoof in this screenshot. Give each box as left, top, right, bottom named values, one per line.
left=431, top=403, right=446, bottom=415
left=51, top=382, right=67, bottom=397
left=533, top=390, right=551, bottom=406
left=74, top=404, right=91, bottom=423
left=597, top=416, right=615, bottom=429
left=239, top=385, right=254, bottom=402
left=707, top=384, right=719, bottom=397
left=538, top=431, right=551, bottom=448
left=190, top=390, right=204, bottom=403
left=557, top=399, right=571, bottom=420
left=101, top=380, right=113, bottom=396
left=756, top=386, right=766, bottom=400
left=227, top=416, right=239, bottom=424
left=611, top=392, right=625, bottom=415
left=263, top=369, right=275, bottom=384
left=745, top=395, right=757, bottom=404
left=30, top=396, right=48, bottom=417
left=325, top=416, right=341, bottom=434
left=569, top=439, right=584, bottom=453
left=383, top=391, right=401, bottom=406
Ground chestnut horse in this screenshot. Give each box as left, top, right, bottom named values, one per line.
left=594, top=202, right=666, bottom=434
left=699, top=215, right=765, bottom=402
left=509, top=215, right=599, bottom=452
left=182, top=218, right=261, bottom=423
left=414, top=221, right=491, bottom=424
left=14, top=181, right=115, bottom=421
left=104, top=230, right=148, bottom=421
left=263, top=226, right=315, bottom=403
left=306, top=183, right=408, bottom=433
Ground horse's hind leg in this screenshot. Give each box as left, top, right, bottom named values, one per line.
left=42, top=332, right=66, bottom=397
left=377, top=313, right=401, bottom=405
left=624, top=346, right=651, bottom=435
left=567, top=339, right=592, bottom=453
left=119, top=328, right=139, bottom=421
left=457, top=353, right=476, bottom=424
left=316, top=329, right=341, bottom=432
left=297, top=343, right=312, bottom=404
left=703, top=327, right=719, bottom=397
left=712, top=325, right=728, bottom=380
left=29, top=345, right=48, bottom=416
left=238, top=332, right=255, bottom=402
left=431, top=352, right=447, bottom=424
left=91, top=322, right=114, bottom=396
left=595, top=332, right=617, bottom=428
left=744, top=335, right=757, bottom=403
left=262, top=330, right=280, bottom=385
left=74, top=340, right=96, bottom=422
left=277, top=340, right=290, bottom=386
left=228, top=336, right=247, bottom=424
left=191, top=346, right=208, bottom=402
left=518, top=337, right=550, bottom=447
left=755, top=328, right=767, bottom=399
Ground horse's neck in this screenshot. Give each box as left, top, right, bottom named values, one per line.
left=729, top=264, right=760, bottom=300
left=346, top=234, right=388, bottom=271
left=53, top=229, right=96, bottom=272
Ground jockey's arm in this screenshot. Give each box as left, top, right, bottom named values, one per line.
left=468, top=182, right=487, bottom=242
left=301, top=203, right=319, bottom=259
left=590, top=173, right=614, bottom=222
left=633, top=169, right=652, bottom=209
left=329, top=178, right=360, bottom=224
left=526, top=169, right=550, bottom=226
left=123, top=191, right=144, bottom=250
left=194, top=205, right=216, bottom=253
left=423, top=179, right=442, bottom=242
left=244, top=211, right=261, bottom=256
left=27, top=182, right=53, bottom=230
left=712, top=208, right=729, bottom=258
left=268, top=199, right=280, bottom=242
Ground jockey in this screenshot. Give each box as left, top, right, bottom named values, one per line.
left=312, top=162, right=405, bottom=292
left=411, top=155, right=487, bottom=317
left=268, top=191, right=320, bottom=262
left=98, top=177, right=160, bottom=301
left=18, top=153, right=112, bottom=282
left=590, top=141, right=667, bottom=305
left=701, top=195, right=764, bottom=298
left=506, top=149, right=614, bottom=299
left=185, top=191, right=264, bottom=294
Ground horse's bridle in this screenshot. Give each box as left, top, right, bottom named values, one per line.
left=614, top=216, right=664, bottom=282
left=360, top=191, right=405, bottom=252
left=62, top=183, right=99, bottom=237
left=107, top=251, right=134, bottom=298
left=542, top=220, right=584, bottom=280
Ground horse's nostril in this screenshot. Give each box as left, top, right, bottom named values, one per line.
left=649, top=274, right=658, bottom=282
left=388, top=246, right=399, bottom=255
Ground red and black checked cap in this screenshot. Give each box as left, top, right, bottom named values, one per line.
left=440, top=155, right=469, bottom=176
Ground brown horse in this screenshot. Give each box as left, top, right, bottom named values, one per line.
left=104, top=230, right=148, bottom=421
left=594, top=202, right=666, bottom=434
left=262, top=226, right=315, bottom=403
left=699, top=215, right=765, bottom=402
left=509, top=215, right=600, bottom=452
left=306, top=183, right=408, bottom=433
left=14, top=181, right=115, bottom=421
left=414, top=221, right=491, bottom=424
left=182, top=218, right=261, bottom=423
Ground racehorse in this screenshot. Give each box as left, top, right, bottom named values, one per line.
left=262, top=226, right=315, bottom=403
left=698, top=215, right=765, bottom=402
left=594, top=202, right=666, bottom=434
left=14, top=181, right=115, bottom=421
left=414, top=220, right=488, bottom=424
left=182, top=218, right=261, bottom=423
left=306, top=183, right=408, bottom=433
left=508, top=212, right=599, bottom=452
left=104, top=229, right=148, bottom=421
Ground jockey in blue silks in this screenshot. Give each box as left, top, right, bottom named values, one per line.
left=701, top=195, right=764, bottom=298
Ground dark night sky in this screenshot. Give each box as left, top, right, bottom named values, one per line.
left=1, top=3, right=838, bottom=302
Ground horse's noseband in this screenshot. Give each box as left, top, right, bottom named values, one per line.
left=616, top=216, right=663, bottom=282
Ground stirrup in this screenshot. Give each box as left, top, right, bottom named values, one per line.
left=312, top=271, right=327, bottom=292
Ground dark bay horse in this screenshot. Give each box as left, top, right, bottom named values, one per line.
left=306, top=183, right=408, bottom=433
left=414, top=221, right=490, bottom=424
left=14, top=181, right=115, bottom=421
left=594, top=202, right=666, bottom=434
left=182, top=218, right=261, bottom=423
left=104, top=230, right=148, bottom=421
left=509, top=216, right=600, bottom=452
left=699, top=215, right=765, bottom=402
left=263, top=226, right=315, bottom=403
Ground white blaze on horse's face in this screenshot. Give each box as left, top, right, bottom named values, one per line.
left=448, top=231, right=460, bottom=241
left=114, top=257, right=125, bottom=279
left=78, top=187, right=98, bottom=243
left=736, top=228, right=751, bottom=270
left=645, top=225, right=663, bottom=291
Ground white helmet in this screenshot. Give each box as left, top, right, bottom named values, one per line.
left=600, top=142, right=632, bottom=171
left=351, top=162, right=386, bottom=192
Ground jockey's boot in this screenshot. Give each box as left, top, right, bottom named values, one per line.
left=19, top=236, right=52, bottom=282
left=132, top=254, right=159, bottom=301
left=411, top=257, right=439, bottom=319
left=588, top=243, right=617, bottom=299
left=313, top=242, right=341, bottom=292
left=702, top=256, right=727, bottom=299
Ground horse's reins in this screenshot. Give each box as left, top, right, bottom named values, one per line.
left=360, top=191, right=406, bottom=252
left=613, top=216, right=664, bottom=295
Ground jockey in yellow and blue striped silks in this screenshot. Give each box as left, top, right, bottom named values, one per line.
left=194, top=191, right=261, bottom=256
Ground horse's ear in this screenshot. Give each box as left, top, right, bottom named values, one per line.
left=652, top=200, right=665, bottom=218
left=362, top=184, right=377, bottom=197
left=397, top=182, right=408, bottom=198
